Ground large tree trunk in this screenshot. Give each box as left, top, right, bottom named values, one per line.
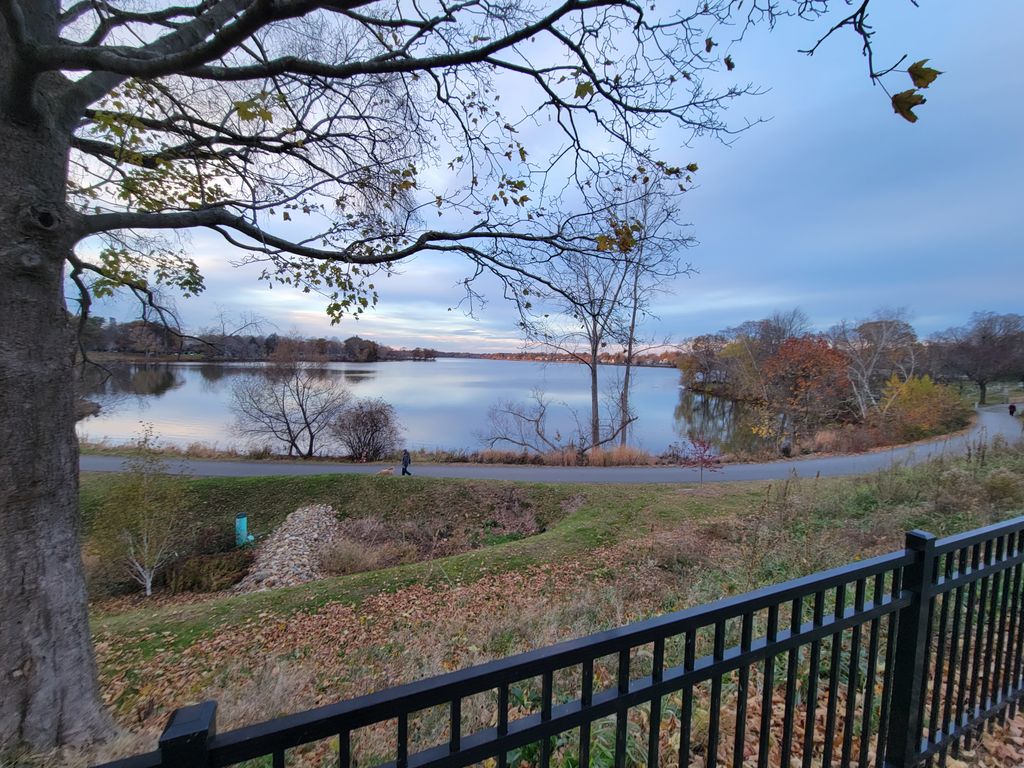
left=978, top=380, right=988, bottom=406
left=0, top=103, right=111, bottom=747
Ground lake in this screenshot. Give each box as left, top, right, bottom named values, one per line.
left=76, top=358, right=756, bottom=455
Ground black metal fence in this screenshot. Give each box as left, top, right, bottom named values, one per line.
left=96, top=514, right=1024, bottom=768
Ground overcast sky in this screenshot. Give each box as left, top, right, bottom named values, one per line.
left=89, top=2, right=1023, bottom=351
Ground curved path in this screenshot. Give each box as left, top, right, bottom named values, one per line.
left=80, top=407, right=1022, bottom=485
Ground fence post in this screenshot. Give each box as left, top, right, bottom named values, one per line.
left=158, top=700, right=217, bottom=768
left=883, top=530, right=936, bottom=768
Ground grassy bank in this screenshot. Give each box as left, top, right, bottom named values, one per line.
left=79, top=438, right=668, bottom=466
left=75, top=438, right=1024, bottom=766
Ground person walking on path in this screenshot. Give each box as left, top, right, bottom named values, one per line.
left=1011, top=403, right=1018, bottom=417
left=401, top=449, right=412, bottom=476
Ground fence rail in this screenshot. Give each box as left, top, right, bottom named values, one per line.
left=95, top=514, right=1024, bottom=768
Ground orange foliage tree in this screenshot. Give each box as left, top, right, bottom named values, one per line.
left=761, top=337, right=852, bottom=441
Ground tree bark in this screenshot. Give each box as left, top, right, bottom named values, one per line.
left=0, top=106, right=111, bottom=748
left=619, top=267, right=641, bottom=447
left=589, top=333, right=600, bottom=449
left=978, top=380, right=988, bottom=406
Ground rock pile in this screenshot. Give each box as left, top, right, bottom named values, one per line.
left=235, top=504, right=342, bottom=592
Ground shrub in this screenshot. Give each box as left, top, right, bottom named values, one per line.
left=490, top=488, right=539, bottom=536
left=318, top=538, right=418, bottom=576
left=586, top=445, right=652, bottom=466
left=932, top=467, right=979, bottom=514
left=879, top=375, right=971, bottom=442
left=190, top=524, right=236, bottom=555
left=163, top=550, right=255, bottom=593
left=331, top=398, right=402, bottom=460
left=319, top=539, right=379, bottom=575
left=984, top=468, right=1024, bottom=507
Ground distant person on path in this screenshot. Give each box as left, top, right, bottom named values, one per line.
left=1011, top=403, right=1018, bottom=417
left=401, top=449, right=412, bottom=476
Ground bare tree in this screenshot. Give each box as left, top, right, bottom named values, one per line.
left=607, top=178, right=693, bottom=445
left=935, top=312, right=1024, bottom=405
left=830, top=308, right=917, bottom=420
left=232, top=367, right=350, bottom=457
left=509, top=170, right=691, bottom=452
left=331, top=398, right=402, bottom=461
left=484, top=389, right=586, bottom=457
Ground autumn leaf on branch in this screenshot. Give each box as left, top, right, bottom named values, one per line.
left=908, top=59, right=942, bottom=89
left=724, top=55, right=735, bottom=72
left=574, top=80, right=595, bottom=99
left=892, top=89, right=926, bottom=123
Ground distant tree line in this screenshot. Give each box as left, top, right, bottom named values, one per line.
left=73, top=316, right=437, bottom=363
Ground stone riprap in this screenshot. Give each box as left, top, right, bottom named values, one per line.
left=235, top=504, right=341, bottom=592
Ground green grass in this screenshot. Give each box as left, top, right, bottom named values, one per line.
left=85, top=475, right=762, bottom=646
left=86, top=438, right=1024, bottom=657
left=82, top=473, right=582, bottom=537
left=953, top=379, right=1024, bottom=406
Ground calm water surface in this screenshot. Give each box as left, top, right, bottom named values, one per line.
left=77, top=358, right=753, bottom=454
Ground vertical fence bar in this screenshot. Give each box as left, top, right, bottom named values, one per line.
left=647, top=638, right=665, bottom=768
left=980, top=537, right=1003, bottom=721
left=952, top=545, right=980, bottom=756
left=158, top=701, right=217, bottom=768
left=940, top=549, right=967, bottom=763
left=841, top=579, right=865, bottom=767
left=541, top=669, right=553, bottom=768
left=876, top=567, right=903, bottom=765
left=916, top=560, right=938, bottom=752
left=781, top=597, right=802, bottom=768
left=614, top=650, right=629, bottom=768
left=801, top=591, right=826, bottom=768
left=965, top=541, right=992, bottom=749
left=993, top=535, right=1012, bottom=719
left=497, top=683, right=510, bottom=768
left=708, top=621, right=725, bottom=768
left=450, top=697, right=462, bottom=754
left=679, top=630, right=696, bottom=768
left=822, top=584, right=847, bottom=768
left=758, top=605, right=779, bottom=768
left=882, top=530, right=936, bottom=768
left=338, top=729, right=351, bottom=768
left=859, top=574, right=885, bottom=768
left=1008, top=537, right=1024, bottom=716
left=927, top=554, right=952, bottom=750
left=733, top=612, right=753, bottom=768
left=1001, top=533, right=1022, bottom=712
left=397, top=712, right=408, bottom=768
left=580, top=659, right=593, bottom=768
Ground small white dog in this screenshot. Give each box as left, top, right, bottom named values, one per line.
left=376, top=467, right=395, bottom=476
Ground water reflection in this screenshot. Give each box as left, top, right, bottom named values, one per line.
left=198, top=364, right=229, bottom=383
left=343, top=368, right=376, bottom=383
left=673, top=389, right=768, bottom=455
left=77, top=360, right=758, bottom=453
left=78, top=363, right=184, bottom=398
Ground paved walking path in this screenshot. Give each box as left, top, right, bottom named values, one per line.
left=80, top=407, right=1022, bottom=485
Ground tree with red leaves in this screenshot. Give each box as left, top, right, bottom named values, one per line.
left=762, top=337, right=852, bottom=443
